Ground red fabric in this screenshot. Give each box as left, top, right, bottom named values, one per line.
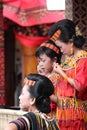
left=56, top=58, right=87, bottom=99
left=15, top=32, right=49, bottom=47
left=3, top=0, right=65, bottom=26
left=55, top=51, right=87, bottom=130
left=0, top=48, right=5, bottom=105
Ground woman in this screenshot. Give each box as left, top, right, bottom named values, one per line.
left=48, top=19, right=87, bottom=130
left=5, top=74, right=59, bottom=130
left=35, top=40, right=62, bottom=114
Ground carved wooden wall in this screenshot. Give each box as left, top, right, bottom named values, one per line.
left=65, top=0, right=87, bottom=50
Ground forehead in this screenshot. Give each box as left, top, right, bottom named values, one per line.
left=22, top=85, right=28, bottom=92
left=37, top=53, right=50, bottom=59
left=55, top=40, right=64, bottom=47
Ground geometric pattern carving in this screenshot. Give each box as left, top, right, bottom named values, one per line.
left=73, top=0, right=87, bottom=37
left=65, top=0, right=87, bottom=50
left=73, top=0, right=87, bottom=50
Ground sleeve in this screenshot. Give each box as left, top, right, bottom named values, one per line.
left=10, top=114, right=30, bottom=130
left=74, top=58, right=87, bottom=91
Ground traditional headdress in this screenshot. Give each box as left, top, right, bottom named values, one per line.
left=24, top=78, right=35, bottom=86
left=50, top=30, right=61, bottom=42
left=40, top=42, right=60, bottom=54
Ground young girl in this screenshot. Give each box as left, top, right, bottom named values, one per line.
left=35, top=40, right=62, bottom=114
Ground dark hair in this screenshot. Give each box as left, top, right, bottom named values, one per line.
left=35, top=40, right=62, bottom=64
left=26, top=73, right=54, bottom=114
left=49, top=19, right=85, bottom=49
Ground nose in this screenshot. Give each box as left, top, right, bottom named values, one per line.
left=39, top=61, right=43, bottom=65
left=19, top=94, right=21, bottom=100
left=38, top=62, right=44, bottom=68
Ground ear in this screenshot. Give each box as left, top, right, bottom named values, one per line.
left=52, top=57, right=57, bottom=63
left=30, top=98, right=36, bottom=105
left=69, top=40, right=74, bottom=47
left=71, top=42, right=74, bottom=47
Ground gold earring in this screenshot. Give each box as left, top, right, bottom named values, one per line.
left=70, top=47, right=74, bottom=55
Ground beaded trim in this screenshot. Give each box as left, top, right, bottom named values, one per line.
left=24, top=78, right=35, bottom=86
left=41, top=42, right=60, bottom=54
left=50, top=30, right=61, bottom=42
left=61, top=51, right=87, bottom=70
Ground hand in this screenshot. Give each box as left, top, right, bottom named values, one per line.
left=53, top=63, right=63, bottom=75
left=37, top=64, right=47, bottom=76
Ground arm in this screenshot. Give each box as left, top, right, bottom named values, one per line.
left=53, top=63, right=77, bottom=89
left=4, top=114, right=30, bottom=130
left=4, top=123, right=18, bottom=130
left=50, top=94, right=57, bottom=103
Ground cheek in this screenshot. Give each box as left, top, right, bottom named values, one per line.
left=61, top=45, right=67, bottom=53
left=20, top=96, right=30, bottom=109
left=20, top=93, right=29, bottom=103
left=45, top=62, right=52, bottom=69
left=47, top=62, right=53, bottom=70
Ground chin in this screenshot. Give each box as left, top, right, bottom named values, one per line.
left=22, top=107, right=29, bottom=111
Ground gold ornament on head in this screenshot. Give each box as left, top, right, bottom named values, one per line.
left=75, top=26, right=82, bottom=36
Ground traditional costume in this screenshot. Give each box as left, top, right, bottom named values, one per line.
left=56, top=50, right=87, bottom=130
left=10, top=112, right=59, bottom=130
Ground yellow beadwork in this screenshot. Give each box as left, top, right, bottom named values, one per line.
left=64, top=75, right=68, bottom=81
left=61, top=51, right=87, bottom=70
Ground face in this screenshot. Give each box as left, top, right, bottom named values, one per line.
left=19, top=85, right=33, bottom=111
left=55, top=40, right=73, bottom=56
left=37, top=53, right=55, bottom=76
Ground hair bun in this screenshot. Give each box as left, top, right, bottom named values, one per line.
left=73, top=35, right=85, bottom=48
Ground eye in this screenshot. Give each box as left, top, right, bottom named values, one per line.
left=42, top=59, right=45, bottom=62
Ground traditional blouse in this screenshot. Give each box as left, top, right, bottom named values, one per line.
left=57, top=50, right=87, bottom=98
left=10, top=112, right=59, bottom=130
left=55, top=50, right=87, bottom=130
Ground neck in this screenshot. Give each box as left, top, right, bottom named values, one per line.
left=74, top=48, right=82, bottom=56
left=28, top=106, right=39, bottom=113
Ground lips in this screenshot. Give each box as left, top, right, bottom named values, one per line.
left=39, top=68, right=45, bottom=73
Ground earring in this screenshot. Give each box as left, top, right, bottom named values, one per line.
left=70, top=47, right=74, bottom=55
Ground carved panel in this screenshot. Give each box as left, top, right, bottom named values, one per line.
left=73, top=0, right=87, bottom=49
left=65, top=0, right=87, bottom=50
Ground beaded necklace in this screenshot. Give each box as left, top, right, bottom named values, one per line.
left=61, top=50, right=87, bottom=71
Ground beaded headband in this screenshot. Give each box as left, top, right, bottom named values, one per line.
left=24, top=78, right=35, bottom=86
left=50, top=30, right=61, bottom=42
left=40, top=43, right=60, bottom=54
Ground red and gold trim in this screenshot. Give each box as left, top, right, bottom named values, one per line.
left=50, top=30, right=61, bottom=42
left=24, top=78, right=35, bottom=86
left=41, top=42, right=60, bottom=54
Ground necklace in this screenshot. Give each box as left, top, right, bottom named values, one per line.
left=61, top=50, right=87, bottom=70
